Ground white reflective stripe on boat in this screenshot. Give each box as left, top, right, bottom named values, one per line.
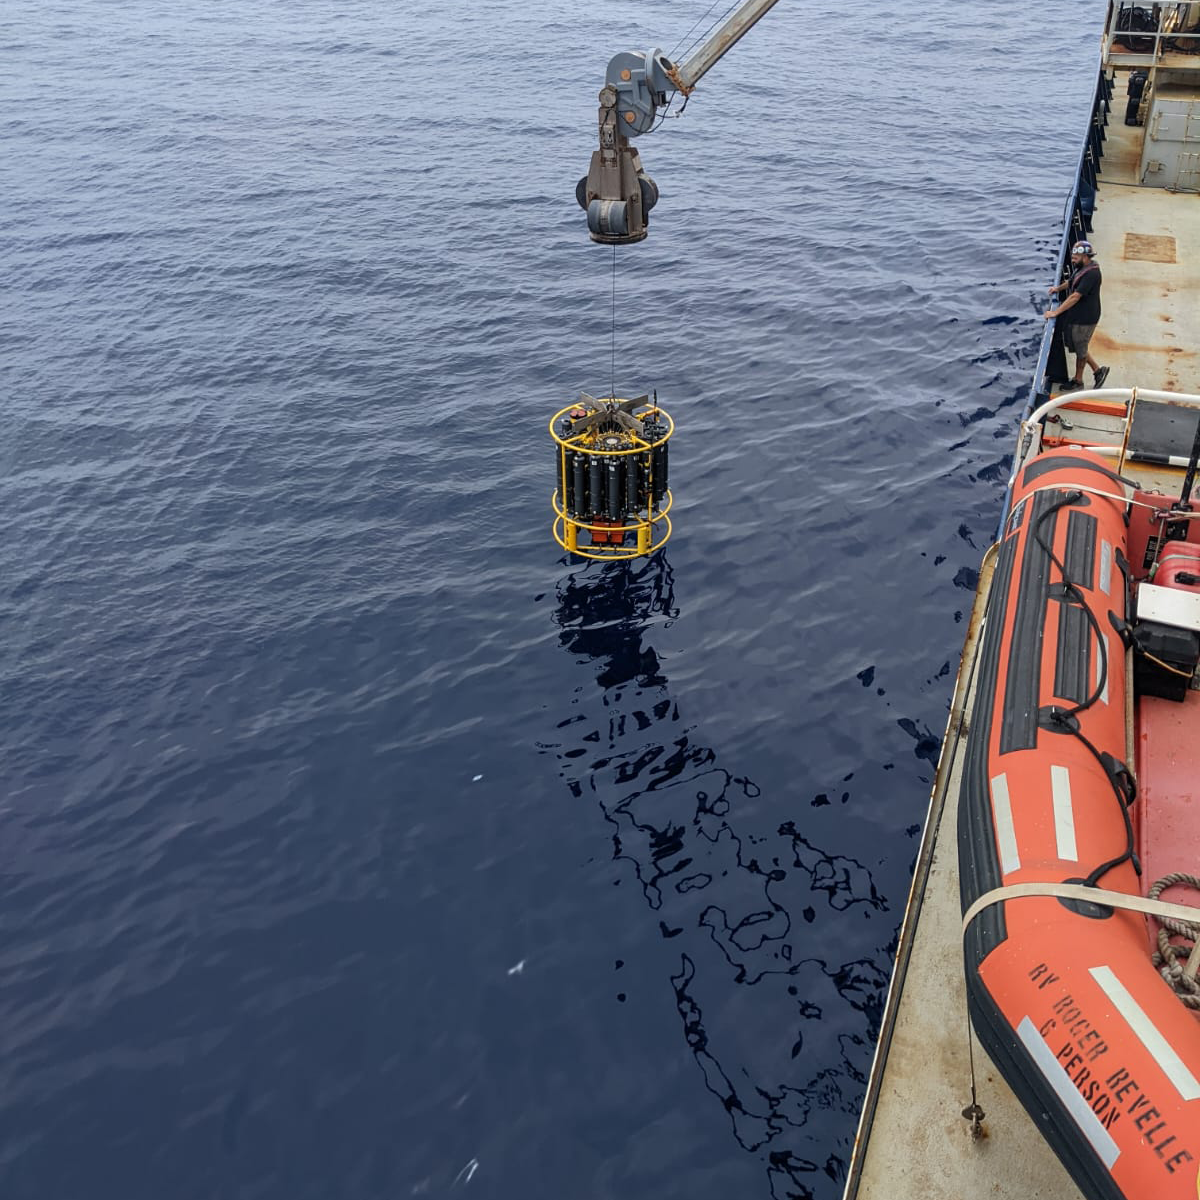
left=1100, top=539, right=1112, bottom=596
left=1017, top=1016, right=1120, bottom=1168
left=1050, top=766, right=1078, bottom=861
left=1090, top=966, right=1200, bottom=1101
left=990, top=773, right=1021, bottom=875
left=1095, top=635, right=1109, bottom=706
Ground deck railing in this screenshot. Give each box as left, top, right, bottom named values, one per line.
left=1104, top=1, right=1200, bottom=63
left=1011, top=387, right=1200, bottom=484
left=1028, top=66, right=1112, bottom=415
left=1001, top=63, right=1112, bottom=539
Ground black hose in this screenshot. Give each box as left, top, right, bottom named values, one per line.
left=1033, top=492, right=1139, bottom=886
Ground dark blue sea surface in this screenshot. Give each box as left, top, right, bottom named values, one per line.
left=2, top=2, right=1102, bottom=1197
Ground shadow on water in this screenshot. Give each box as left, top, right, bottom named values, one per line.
left=541, top=555, right=904, bottom=1200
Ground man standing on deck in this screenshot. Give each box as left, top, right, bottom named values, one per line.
left=1045, top=241, right=1110, bottom=392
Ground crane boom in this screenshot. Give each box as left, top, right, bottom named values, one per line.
left=576, top=0, right=785, bottom=244
left=671, top=0, right=785, bottom=94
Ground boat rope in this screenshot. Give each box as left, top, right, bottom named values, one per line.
left=1009, top=481, right=1200, bottom=528
left=1149, top=874, right=1200, bottom=1007
left=963, top=879, right=1200, bottom=1011
left=961, top=1015, right=985, bottom=1140
left=963, top=880, right=1200, bottom=933
left=1007, top=482, right=1144, bottom=532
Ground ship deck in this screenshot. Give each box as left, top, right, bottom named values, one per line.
left=1088, top=72, right=1200, bottom=401
left=842, top=67, right=1200, bottom=1200
left=844, top=546, right=1086, bottom=1200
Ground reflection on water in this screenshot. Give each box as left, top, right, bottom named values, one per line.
left=543, top=556, right=899, bottom=1199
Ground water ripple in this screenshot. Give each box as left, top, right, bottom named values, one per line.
left=0, top=1, right=1103, bottom=1197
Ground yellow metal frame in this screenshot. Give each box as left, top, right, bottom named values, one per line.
left=549, top=399, right=675, bottom=560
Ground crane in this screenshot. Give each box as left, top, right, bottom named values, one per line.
left=575, top=0, right=786, bottom=244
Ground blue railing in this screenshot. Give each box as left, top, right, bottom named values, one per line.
left=995, top=64, right=1113, bottom=540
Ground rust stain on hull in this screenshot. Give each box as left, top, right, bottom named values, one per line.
left=1093, top=334, right=1196, bottom=359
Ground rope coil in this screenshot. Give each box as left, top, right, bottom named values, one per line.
left=1149, top=873, right=1200, bottom=1007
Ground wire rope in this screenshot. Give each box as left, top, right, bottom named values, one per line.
left=610, top=243, right=617, bottom=399
left=669, top=0, right=724, bottom=60
left=671, top=0, right=745, bottom=66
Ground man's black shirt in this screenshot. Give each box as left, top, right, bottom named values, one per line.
left=1065, top=263, right=1101, bottom=325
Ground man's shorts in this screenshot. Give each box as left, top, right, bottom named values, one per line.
left=1064, top=322, right=1097, bottom=357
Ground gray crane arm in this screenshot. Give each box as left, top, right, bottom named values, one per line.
left=670, top=0, right=786, bottom=94
left=577, top=0, right=785, bottom=244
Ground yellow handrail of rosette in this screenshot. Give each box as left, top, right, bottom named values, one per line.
left=549, top=392, right=674, bottom=560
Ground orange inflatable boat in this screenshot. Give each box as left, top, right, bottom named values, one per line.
left=960, top=448, right=1200, bottom=1199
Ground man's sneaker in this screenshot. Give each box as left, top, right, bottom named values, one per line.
left=1093, top=365, right=1110, bottom=388
left=1059, top=380, right=1083, bottom=392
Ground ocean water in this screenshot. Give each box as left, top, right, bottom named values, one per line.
left=1, top=2, right=1101, bottom=1198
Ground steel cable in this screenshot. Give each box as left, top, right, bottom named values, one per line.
left=610, top=243, right=617, bottom=399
